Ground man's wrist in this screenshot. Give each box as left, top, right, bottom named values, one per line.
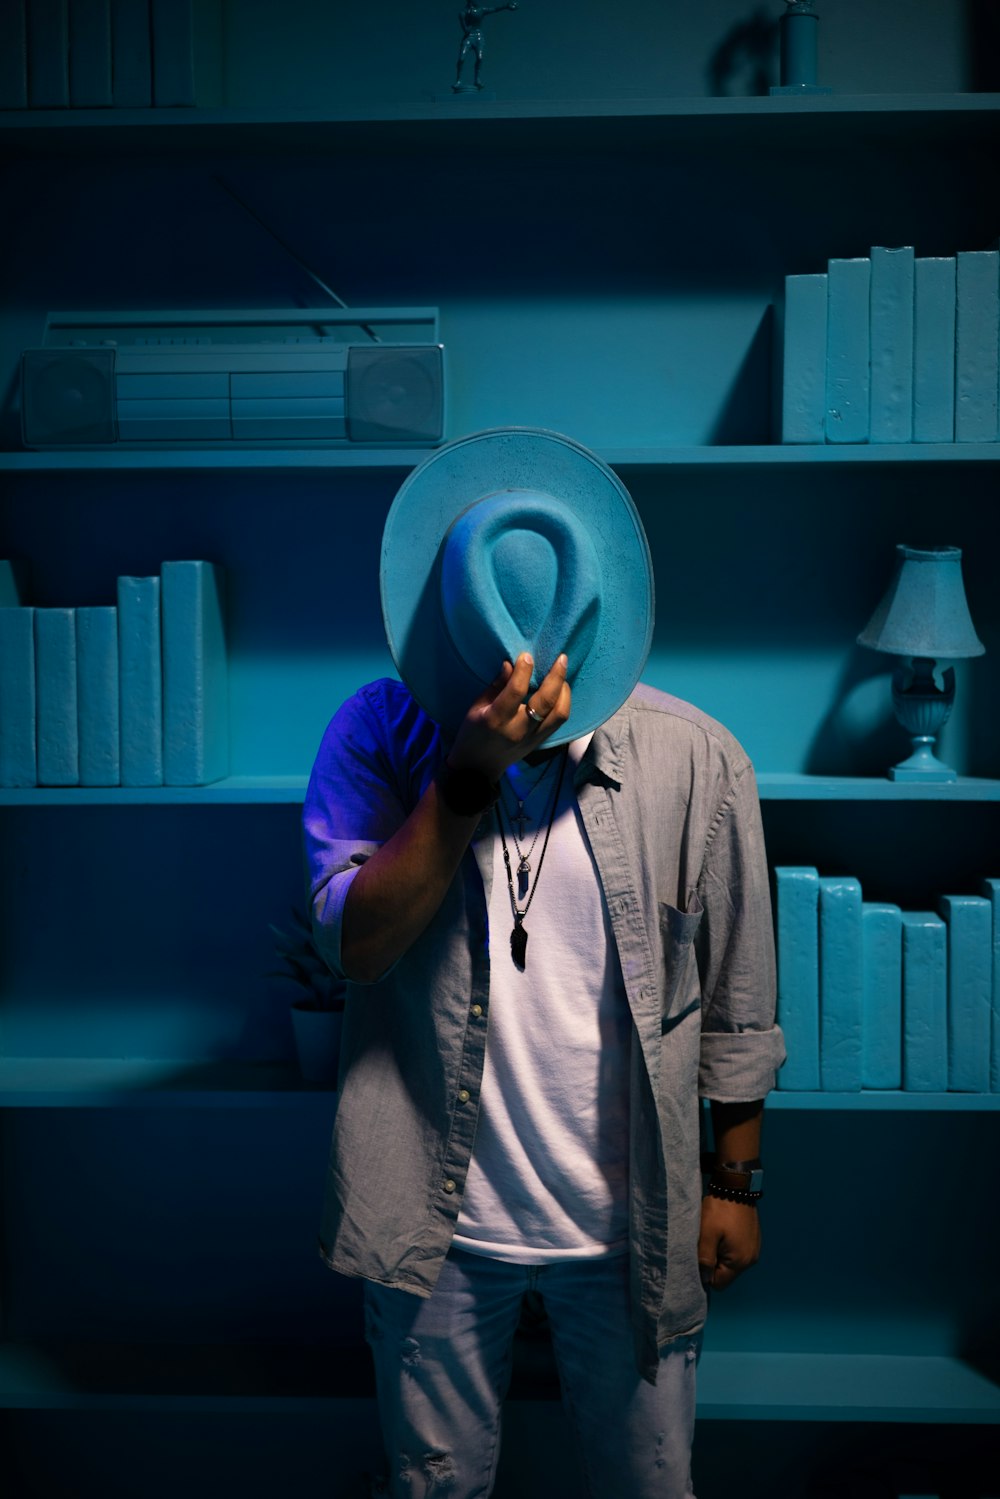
left=436, top=758, right=500, bottom=818
left=701, top=1153, right=764, bottom=1203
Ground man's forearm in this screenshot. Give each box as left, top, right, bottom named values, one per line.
left=339, top=778, right=481, bottom=983
left=709, top=1098, right=764, bottom=1162
left=336, top=650, right=571, bottom=984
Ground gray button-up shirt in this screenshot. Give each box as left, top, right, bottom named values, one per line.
left=304, top=678, right=784, bottom=1382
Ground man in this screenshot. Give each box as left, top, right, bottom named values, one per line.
left=304, top=428, right=784, bottom=1498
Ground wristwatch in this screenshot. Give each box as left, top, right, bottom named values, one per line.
left=435, top=759, right=500, bottom=818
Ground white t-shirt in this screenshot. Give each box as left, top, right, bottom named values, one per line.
left=453, top=738, right=631, bottom=1264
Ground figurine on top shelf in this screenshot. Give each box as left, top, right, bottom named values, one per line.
left=453, top=2, right=519, bottom=93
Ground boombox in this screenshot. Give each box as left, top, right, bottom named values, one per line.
left=20, top=308, right=445, bottom=448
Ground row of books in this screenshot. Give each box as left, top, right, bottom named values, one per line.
left=775, top=867, right=1000, bottom=1093
left=0, top=559, right=228, bottom=787
left=780, top=246, right=1000, bottom=444
left=0, top=0, right=196, bottom=110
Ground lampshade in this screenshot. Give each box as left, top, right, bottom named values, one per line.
left=857, top=545, right=985, bottom=659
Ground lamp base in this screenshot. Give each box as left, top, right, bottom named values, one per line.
left=888, top=737, right=957, bottom=783
left=887, top=659, right=958, bottom=782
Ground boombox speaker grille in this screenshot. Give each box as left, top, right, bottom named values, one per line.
left=347, top=345, right=444, bottom=444
left=21, top=349, right=117, bottom=446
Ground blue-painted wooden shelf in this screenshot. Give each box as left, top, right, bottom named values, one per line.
left=1, top=1060, right=995, bottom=1111
left=755, top=775, right=1000, bottom=801
left=2, top=81, right=997, bottom=1473
left=766, top=1091, right=1000, bottom=1112
left=0, top=92, right=996, bottom=151
left=0, top=777, right=309, bottom=805
left=0, top=1057, right=335, bottom=1108
left=4, top=775, right=999, bottom=807
left=1, top=443, right=996, bottom=474
left=0, top=1341, right=996, bottom=1422
left=694, top=1352, right=1000, bottom=1424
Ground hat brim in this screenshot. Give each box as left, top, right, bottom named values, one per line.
left=380, top=427, right=655, bottom=747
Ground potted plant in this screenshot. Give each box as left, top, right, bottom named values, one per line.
left=269, top=909, right=346, bottom=1086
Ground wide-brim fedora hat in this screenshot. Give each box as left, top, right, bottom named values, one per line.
left=380, top=427, right=655, bottom=747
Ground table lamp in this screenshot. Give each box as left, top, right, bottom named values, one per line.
left=857, top=544, right=985, bottom=782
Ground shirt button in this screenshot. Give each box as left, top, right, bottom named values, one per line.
left=457, top=1089, right=471, bottom=1104
left=470, top=1004, right=483, bottom=1018
left=443, top=1178, right=457, bottom=1194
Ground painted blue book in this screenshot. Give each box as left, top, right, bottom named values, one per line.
left=938, top=894, right=992, bottom=1093
left=77, top=606, right=120, bottom=787
left=781, top=274, right=827, bottom=444
left=774, top=866, right=820, bottom=1089
left=901, top=911, right=947, bottom=1092
left=980, top=879, right=1000, bottom=1093
left=819, top=875, right=863, bottom=1090
left=69, top=0, right=112, bottom=106
left=0, top=609, right=36, bottom=788
left=27, top=0, right=70, bottom=106
left=0, top=559, right=31, bottom=607
left=0, top=0, right=28, bottom=108
left=955, top=250, right=999, bottom=442
left=35, top=608, right=78, bottom=786
left=869, top=246, right=914, bottom=444
left=117, top=574, right=162, bottom=787
left=150, top=0, right=194, bottom=106
left=861, top=903, right=902, bottom=1090
left=913, top=257, right=956, bottom=443
left=825, top=258, right=870, bottom=444
left=161, top=560, right=228, bottom=786
left=111, top=0, right=151, bottom=106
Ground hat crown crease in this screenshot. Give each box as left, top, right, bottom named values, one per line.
left=441, top=489, right=602, bottom=689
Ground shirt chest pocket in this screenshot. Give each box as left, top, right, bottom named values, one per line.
left=657, top=898, right=704, bottom=1035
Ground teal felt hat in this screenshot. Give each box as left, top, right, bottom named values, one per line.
left=380, top=427, right=655, bottom=746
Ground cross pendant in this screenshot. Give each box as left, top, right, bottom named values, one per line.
left=513, top=803, right=529, bottom=840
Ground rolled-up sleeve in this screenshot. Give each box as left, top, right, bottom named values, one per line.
left=303, top=680, right=434, bottom=981
left=695, top=762, right=785, bottom=1101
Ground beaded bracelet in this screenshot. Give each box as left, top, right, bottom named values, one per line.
left=704, top=1179, right=764, bottom=1205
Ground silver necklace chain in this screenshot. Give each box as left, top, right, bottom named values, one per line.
left=500, top=753, right=561, bottom=895
left=496, top=747, right=569, bottom=969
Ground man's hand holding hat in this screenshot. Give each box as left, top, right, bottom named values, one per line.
left=340, top=652, right=569, bottom=983
left=447, top=650, right=571, bottom=783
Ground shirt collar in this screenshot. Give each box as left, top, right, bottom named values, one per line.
left=576, top=697, right=632, bottom=790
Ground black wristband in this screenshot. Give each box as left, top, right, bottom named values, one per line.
left=436, top=760, right=500, bottom=818
left=701, top=1153, right=764, bottom=1199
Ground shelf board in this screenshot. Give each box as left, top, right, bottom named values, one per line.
left=5, top=775, right=1000, bottom=808
left=1, top=443, right=996, bottom=475
left=1, top=1059, right=996, bottom=1111
left=694, top=1352, right=1000, bottom=1424
left=0, top=777, right=309, bottom=806
left=766, top=1091, right=1000, bottom=1112
left=1, top=94, right=997, bottom=159
left=0, top=448, right=431, bottom=473
left=0, top=1342, right=995, bottom=1421
left=755, top=775, right=1000, bottom=802
left=0, top=1341, right=362, bottom=1412
left=0, top=1057, right=335, bottom=1108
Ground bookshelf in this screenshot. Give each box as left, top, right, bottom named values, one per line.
left=1, top=87, right=998, bottom=1499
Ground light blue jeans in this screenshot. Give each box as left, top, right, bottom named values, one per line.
left=363, top=1247, right=700, bottom=1498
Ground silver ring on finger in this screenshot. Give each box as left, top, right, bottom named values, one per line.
left=524, top=703, right=545, bottom=725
